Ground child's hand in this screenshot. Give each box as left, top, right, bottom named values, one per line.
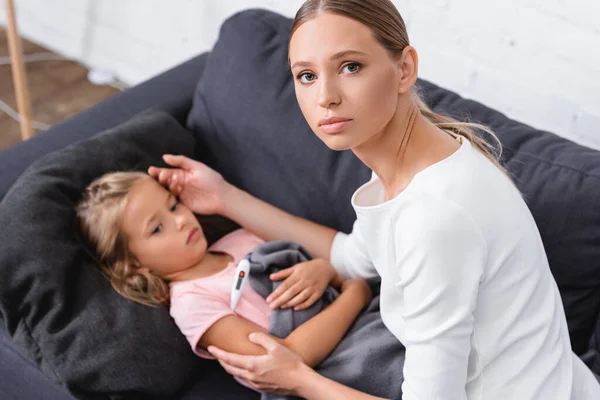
left=148, top=155, right=230, bottom=215
left=267, top=259, right=336, bottom=311
left=341, top=279, right=372, bottom=309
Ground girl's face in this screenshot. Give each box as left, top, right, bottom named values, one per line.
left=121, top=177, right=208, bottom=278
left=289, top=12, right=404, bottom=151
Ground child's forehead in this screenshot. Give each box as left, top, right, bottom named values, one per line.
left=136, top=176, right=167, bottom=194
left=125, top=179, right=170, bottom=215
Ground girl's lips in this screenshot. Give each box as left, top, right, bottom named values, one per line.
left=319, top=119, right=352, bottom=134
left=187, top=228, right=200, bottom=244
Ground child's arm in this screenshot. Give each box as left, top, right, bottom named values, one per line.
left=267, top=258, right=340, bottom=310
left=198, top=279, right=371, bottom=368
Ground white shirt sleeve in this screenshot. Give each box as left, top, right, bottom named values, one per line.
left=329, top=219, right=378, bottom=280
left=396, top=201, right=487, bottom=400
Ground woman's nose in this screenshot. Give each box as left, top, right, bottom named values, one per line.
left=317, top=78, right=341, bottom=109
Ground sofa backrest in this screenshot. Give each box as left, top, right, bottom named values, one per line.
left=186, top=9, right=600, bottom=369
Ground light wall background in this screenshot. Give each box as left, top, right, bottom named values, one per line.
left=1, top=0, right=599, bottom=149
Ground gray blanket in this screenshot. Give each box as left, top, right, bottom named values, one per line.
left=246, top=241, right=405, bottom=400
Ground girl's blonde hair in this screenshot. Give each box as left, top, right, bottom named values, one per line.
left=75, top=171, right=169, bottom=306
left=291, top=0, right=507, bottom=174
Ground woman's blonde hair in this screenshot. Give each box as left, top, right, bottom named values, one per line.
left=75, top=171, right=169, bottom=306
left=291, top=0, right=507, bottom=174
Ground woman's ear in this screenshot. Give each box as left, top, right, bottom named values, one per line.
left=396, top=46, right=419, bottom=95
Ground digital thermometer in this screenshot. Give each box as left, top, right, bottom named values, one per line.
left=230, top=259, right=250, bottom=311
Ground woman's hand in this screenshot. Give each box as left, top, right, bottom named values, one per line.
left=267, top=259, right=337, bottom=310
left=208, top=333, right=310, bottom=395
left=210, top=333, right=385, bottom=400
left=148, top=154, right=230, bottom=215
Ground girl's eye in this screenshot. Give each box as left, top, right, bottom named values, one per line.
left=152, top=224, right=162, bottom=235
left=297, top=72, right=316, bottom=84
left=342, top=62, right=361, bottom=74
left=170, top=201, right=178, bottom=212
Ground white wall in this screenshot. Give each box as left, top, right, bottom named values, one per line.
left=1, top=0, right=599, bottom=149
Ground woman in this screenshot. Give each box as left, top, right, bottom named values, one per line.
left=149, top=0, right=600, bottom=398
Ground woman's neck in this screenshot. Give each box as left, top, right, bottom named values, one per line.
left=352, top=102, right=459, bottom=201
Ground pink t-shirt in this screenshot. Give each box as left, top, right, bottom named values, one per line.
left=169, top=229, right=271, bottom=358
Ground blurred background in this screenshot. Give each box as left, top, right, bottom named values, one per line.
left=1, top=0, right=599, bottom=151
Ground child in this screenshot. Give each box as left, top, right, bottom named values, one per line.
left=75, top=171, right=372, bottom=388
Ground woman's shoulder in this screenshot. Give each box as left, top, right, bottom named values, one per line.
left=392, top=193, right=489, bottom=278
left=395, top=191, right=486, bottom=245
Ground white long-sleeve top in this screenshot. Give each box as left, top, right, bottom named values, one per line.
left=330, top=137, right=600, bottom=399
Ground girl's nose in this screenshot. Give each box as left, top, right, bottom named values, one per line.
left=175, top=214, right=187, bottom=231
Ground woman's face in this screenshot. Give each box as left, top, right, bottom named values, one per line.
left=289, top=12, right=404, bottom=151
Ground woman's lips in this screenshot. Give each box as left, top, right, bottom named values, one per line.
left=319, top=119, right=352, bottom=134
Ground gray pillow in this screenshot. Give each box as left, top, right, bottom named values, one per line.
left=0, top=109, right=205, bottom=399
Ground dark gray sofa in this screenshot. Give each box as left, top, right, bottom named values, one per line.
left=0, top=53, right=256, bottom=400
left=1, top=8, right=599, bottom=400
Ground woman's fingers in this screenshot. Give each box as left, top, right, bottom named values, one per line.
left=211, top=334, right=306, bottom=395
left=149, top=168, right=185, bottom=195
left=154, top=169, right=170, bottom=185
left=282, top=288, right=312, bottom=309
left=147, top=166, right=160, bottom=178
left=163, top=154, right=194, bottom=170
left=208, top=346, right=255, bottom=370
left=150, top=155, right=196, bottom=191
left=248, top=332, right=281, bottom=353
left=217, top=360, right=255, bottom=382
left=148, top=167, right=170, bottom=185
left=268, top=282, right=303, bottom=309
left=169, top=172, right=184, bottom=194
left=217, top=360, right=277, bottom=393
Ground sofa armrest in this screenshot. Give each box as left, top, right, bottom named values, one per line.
left=0, top=52, right=209, bottom=201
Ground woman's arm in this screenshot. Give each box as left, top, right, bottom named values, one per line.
left=221, top=185, right=337, bottom=260
left=392, top=200, right=486, bottom=399
left=150, top=155, right=377, bottom=278
left=208, top=333, right=387, bottom=400
left=199, top=279, right=371, bottom=368
left=149, top=155, right=337, bottom=260
left=298, top=367, right=387, bottom=400
left=221, top=187, right=380, bottom=282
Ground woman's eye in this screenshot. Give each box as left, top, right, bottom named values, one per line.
left=170, top=202, right=178, bottom=212
left=298, top=72, right=316, bottom=84
left=152, top=224, right=162, bottom=235
left=342, top=62, right=361, bottom=74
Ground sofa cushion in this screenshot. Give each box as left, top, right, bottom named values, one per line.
left=187, top=9, right=600, bottom=366
left=0, top=109, right=206, bottom=399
